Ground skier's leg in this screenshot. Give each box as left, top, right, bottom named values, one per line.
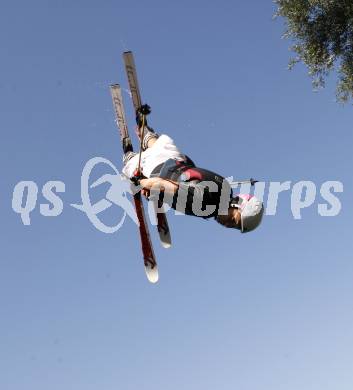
left=123, top=151, right=137, bottom=166
left=135, top=125, right=159, bottom=151
left=122, top=152, right=139, bottom=178
left=143, top=130, right=159, bottom=149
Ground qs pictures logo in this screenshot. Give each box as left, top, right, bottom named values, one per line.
left=10, top=157, right=344, bottom=233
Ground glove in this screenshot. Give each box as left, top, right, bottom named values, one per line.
left=131, top=169, right=145, bottom=186
left=136, top=104, right=151, bottom=127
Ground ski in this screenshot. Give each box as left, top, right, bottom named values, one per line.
left=123, top=51, right=172, bottom=248
left=110, top=84, right=158, bottom=283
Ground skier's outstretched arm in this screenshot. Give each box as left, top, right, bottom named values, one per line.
left=139, top=177, right=178, bottom=197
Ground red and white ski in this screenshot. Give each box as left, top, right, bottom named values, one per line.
left=110, top=84, right=158, bottom=283
left=123, top=51, right=172, bottom=249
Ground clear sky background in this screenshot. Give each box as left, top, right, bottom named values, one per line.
left=1, top=1, right=352, bottom=390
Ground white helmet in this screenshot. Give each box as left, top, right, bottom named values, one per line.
left=230, top=194, right=264, bottom=233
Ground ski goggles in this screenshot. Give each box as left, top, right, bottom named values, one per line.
left=229, top=196, right=242, bottom=209
left=229, top=194, right=253, bottom=209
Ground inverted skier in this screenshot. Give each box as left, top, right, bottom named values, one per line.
left=122, top=120, right=264, bottom=233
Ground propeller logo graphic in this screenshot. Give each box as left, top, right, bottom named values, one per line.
left=71, top=157, right=138, bottom=233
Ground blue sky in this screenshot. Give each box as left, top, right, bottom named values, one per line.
left=1, top=1, right=352, bottom=390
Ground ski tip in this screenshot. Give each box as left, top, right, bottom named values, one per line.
left=145, top=263, right=159, bottom=284
left=161, top=240, right=172, bottom=249
left=158, top=229, right=171, bottom=248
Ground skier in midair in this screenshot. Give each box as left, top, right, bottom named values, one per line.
left=123, top=123, right=264, bottom=233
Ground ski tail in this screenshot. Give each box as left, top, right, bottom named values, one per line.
left=110, top=84, right=133, bottom=154
left=123, top=51, right=143, bottom=114
left=110, top=84, right=129, bottom=141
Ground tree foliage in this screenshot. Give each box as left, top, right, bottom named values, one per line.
left=275, top=0, right=353, bottom=103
